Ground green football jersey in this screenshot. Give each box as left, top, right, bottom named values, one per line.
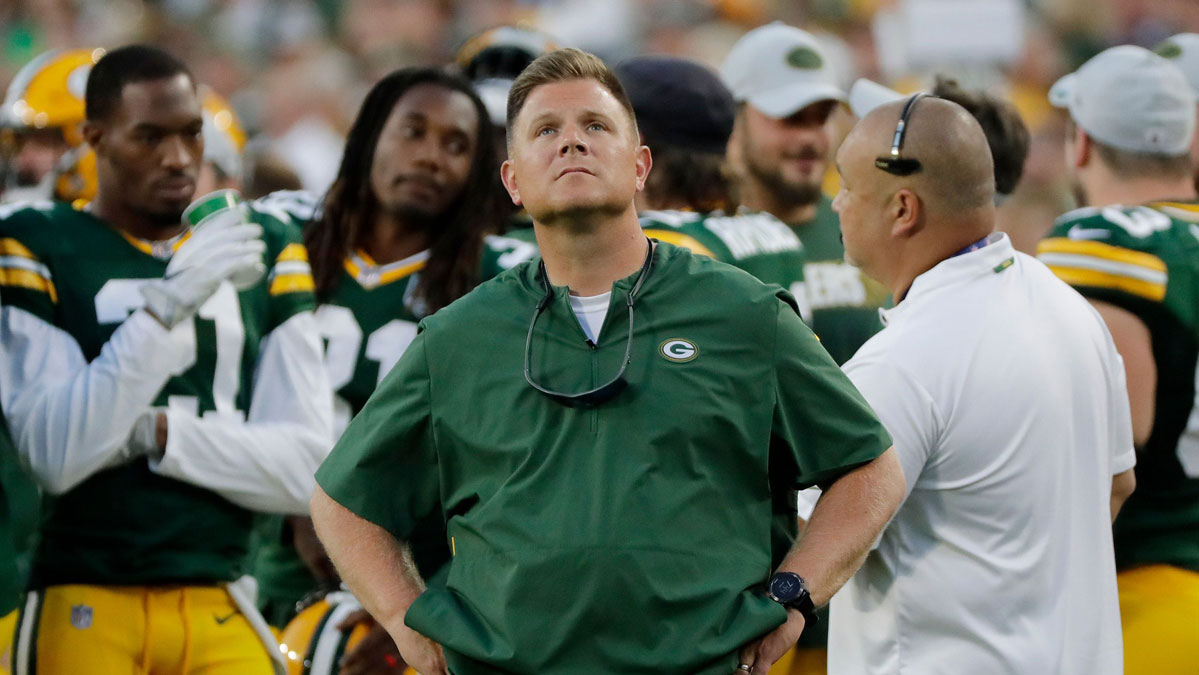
left=250, top=190, right=537, bottom=625
left=0, top=404, right=35, bottom=616
left=0, top=200, right=315, bottom=586
left=790, top=197, right=889, bottom=365
left=639, top=209, right=808, bottom=316
left=1039, top=202, right=1199, bottom=573
left=500, top=212, right=810, bottom=319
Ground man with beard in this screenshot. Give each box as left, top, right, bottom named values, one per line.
left=721, top=24, right=886, bottom=673
left=251, top=67, right=521, bottom=675
left=1036, top=45, right=1199, bottom=675
left=620, top=55, right=809, bottom=319
left=0, top=45, right=332, bottom=674
left=722, top=23, right=888, bottom=365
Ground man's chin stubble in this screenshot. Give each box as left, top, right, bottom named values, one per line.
left=532, top=200, right=628, bottom=230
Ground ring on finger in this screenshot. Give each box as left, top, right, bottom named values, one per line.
left=738, top=665, right=752, bottom=672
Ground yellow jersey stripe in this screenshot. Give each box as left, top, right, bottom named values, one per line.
left=116, top=229, right=191, bottom=257
left=643, top=229, right=716, bottom=258
left=342, top=257, right=426, bottom=289
left=1149, top=201, right=1199, bottom=213
left=276, top=243, right=309, bottom=263
left=269, top=273, right=315, bottom=296
left=354, top=248, right=379, bottom=266
left=1036, top=238, right=1166, bottom=273
left=0, top=238, right=37, bottom=260
left=0, top=268, right=57, bottom=303
left=1045, top=265, right=1166, bottom=302
left=1149, top=202, right=1199, bottom=224
left=377, top=260, right=425, bottom=286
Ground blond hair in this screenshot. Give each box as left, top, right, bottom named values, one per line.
left=506, top=48, right=637, bottom=137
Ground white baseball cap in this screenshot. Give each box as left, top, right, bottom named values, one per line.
left=720, top=22, right=845, bottom=119
left=1155, top=33, right=1199, bottom=94
left=1049, top=45, right=1197, bottom=155
left=847, top=78, right=904, bottom=118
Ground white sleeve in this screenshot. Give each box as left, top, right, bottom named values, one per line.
left=842, top=357, right=941, bottom=501
left=1104, top=332, right=1137, bottom=475
left=149, top=311, right=334, bottom=515
left=796, top=487, right=822, bottom=522
left=0, top=305, right=193, bottom=494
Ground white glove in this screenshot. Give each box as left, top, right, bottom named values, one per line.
left=124, top=407, right=167, bottom=461
left=140, top=211, right=266, bottom=328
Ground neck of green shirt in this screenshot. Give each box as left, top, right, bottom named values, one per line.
left=534, top=209, right=649, bottom=297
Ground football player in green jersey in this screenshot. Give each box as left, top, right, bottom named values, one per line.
left=0, top=45, right=332, bottom=674
left=722, top=24, right=888, bottom=367
left=1038, top=45, right=1198, bottom=675
left=252, top=67, right=519, bottom=674
left=614, top=55, right=811, bottom=321
left=0, top=393, right=35, bottom=675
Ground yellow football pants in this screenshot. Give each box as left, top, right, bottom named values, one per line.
left=1120, top=564, right=1199, bottom=675
left=769, top=646, right=825, bottom=674
left=13, top=584, right=274, bottom=675
left=0, top=609, right=15, bottom=675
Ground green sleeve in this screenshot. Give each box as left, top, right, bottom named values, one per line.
left=770, top=292, right=891, bottom=489
left=0, top=209, right=58, bottom=324
left=315, top=328, right=440, bottom=538
left=258, top=212, right=317, bottom=330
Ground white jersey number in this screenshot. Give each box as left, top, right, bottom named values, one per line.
left=1100, top=207, right=1172, bottom=238
left=314, top=304, right=417, bottom=434
left=1176, top=367, right=1199, bottom=478
left=94, top=280, right=245, bottom=420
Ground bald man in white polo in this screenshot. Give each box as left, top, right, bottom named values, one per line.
left=827, top=96, right=1135, bottom=675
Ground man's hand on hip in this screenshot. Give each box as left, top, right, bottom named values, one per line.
left=336, top=608, right=405, bottom=675
left=389, top=621, right=448, bottom=675
left=737, top=610, right=806, bottom=674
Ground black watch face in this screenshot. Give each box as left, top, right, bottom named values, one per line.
left=769, top=573, right=802, bottom=602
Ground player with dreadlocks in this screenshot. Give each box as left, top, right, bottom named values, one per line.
left=252, top=66, right=531, bottom=674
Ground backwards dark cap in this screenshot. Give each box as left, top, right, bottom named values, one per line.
left=615, top=55, right=735, bottom=155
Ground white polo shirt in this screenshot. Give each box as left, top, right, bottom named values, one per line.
left=829, top=233, right=1134, bottom=675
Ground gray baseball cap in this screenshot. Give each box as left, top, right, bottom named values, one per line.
left=719, top=22, right=845, bottom=119
left=1155, top=33, right=1199, bottom=94
left=847, top=78, right=904, bottom=118
left=1049, top=45, right=1196, bottom=155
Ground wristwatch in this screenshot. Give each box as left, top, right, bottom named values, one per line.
left=766, top=572, right=818, bottom=625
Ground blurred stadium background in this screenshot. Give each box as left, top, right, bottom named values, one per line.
left=2, top=0, right=1198, bottom=251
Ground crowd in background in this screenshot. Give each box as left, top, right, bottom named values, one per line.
left=4, top=0, right=1199, bottom=254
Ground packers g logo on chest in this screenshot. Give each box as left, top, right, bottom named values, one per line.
left=660, top=338, right=698, bottom=363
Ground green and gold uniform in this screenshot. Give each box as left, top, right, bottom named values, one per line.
left=639, top=208, right=808, bottom=313
left=0, top=199, right=327, bottom=674
left=317, top=242, right=891, bottom=674
left=0, top=403, right=36, bottom=675
left=1038, top=202, right=1199, bottom=675
left=505, top=210, right=810, bottom=320
left=791, top=196, right=889, bottom=365
left=250, top=191, right=538, bottom=627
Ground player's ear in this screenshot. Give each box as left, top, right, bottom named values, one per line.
left=500, top=159, right=522, bottom=206
left=634, top=145, right=652, bottom=192
left=1071, top=125, right=1091, bottom=169
left=890, top=188, right=921, bottom=238
left=81, top=120, right=103, bottom=153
